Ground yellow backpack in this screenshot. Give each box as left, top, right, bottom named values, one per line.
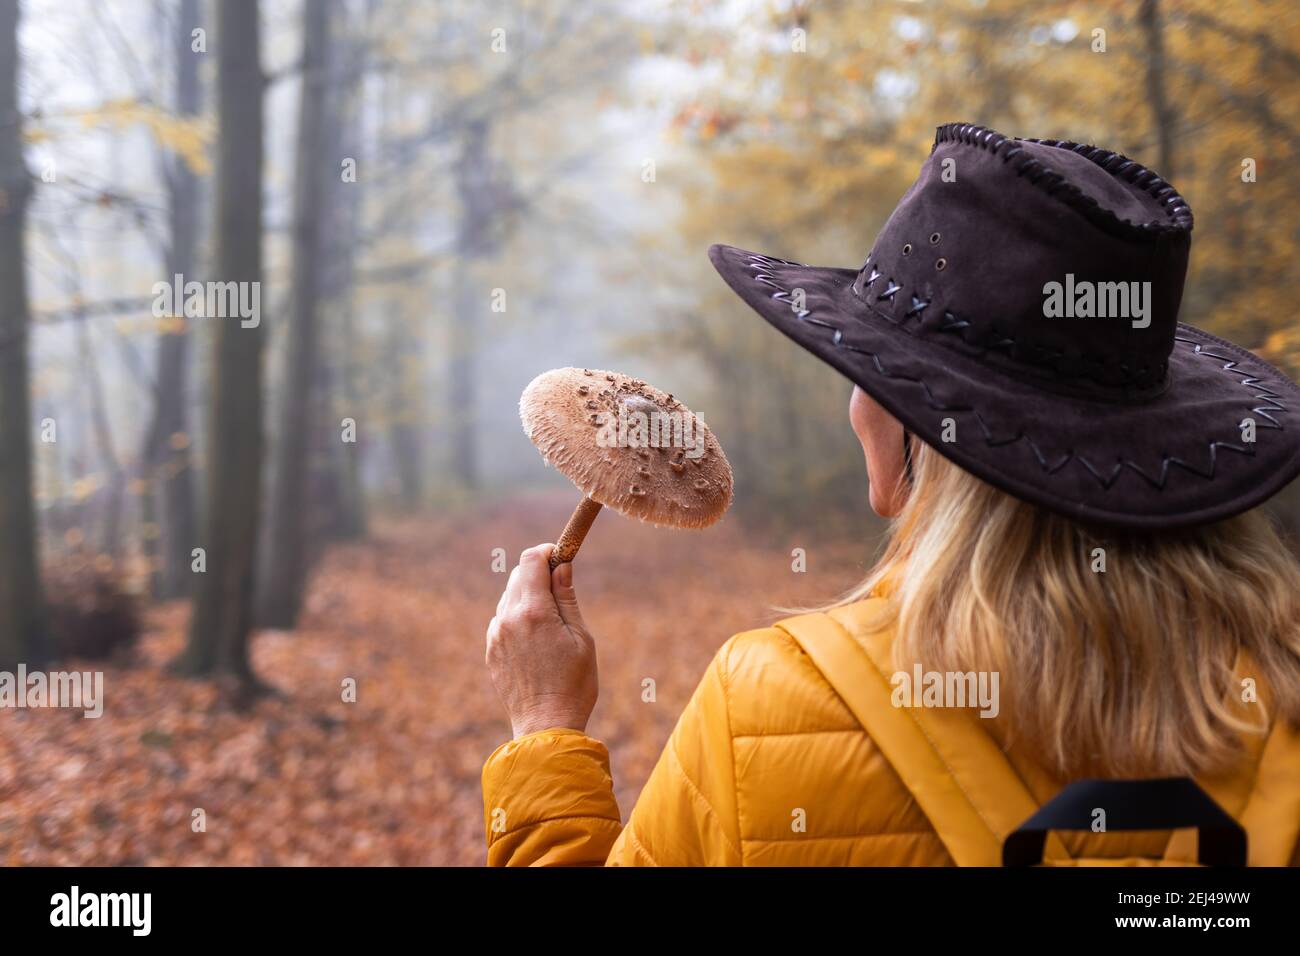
left=779, top=610, right=1300, bottom=866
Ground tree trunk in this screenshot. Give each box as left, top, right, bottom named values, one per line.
left=380, top=296, right=422, bottom=511
left=448, top=119, right=493, bottom=491
left=1139, top=0, right=1177, bottom=178
left=315, top=10, right=365, bottom=541
left=376, top=68, right=422, bottom=513
left=143, top=0, right=201, bottom=599
left=257, top=0, right=333, bottom=629
left=393, top=435, right=421, bottom=509
left=0, top=0, right=44, bottom=669
left=76, top=315, right=125, bottom=559
left=177, top=0, right=264, bottom=685
left=330, top=45, right=366, bottom=539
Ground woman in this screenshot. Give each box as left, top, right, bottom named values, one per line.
left=482, top=124, right=1300, bottom=866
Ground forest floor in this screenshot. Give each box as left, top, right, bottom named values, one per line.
left=0, top=493, right=871, bottom=865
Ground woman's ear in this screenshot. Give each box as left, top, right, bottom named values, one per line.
left=849, top=386, right=910, bottom=517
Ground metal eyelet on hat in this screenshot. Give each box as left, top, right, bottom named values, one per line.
left=935, top=257, right=947, bottom=271
left=929, top=232, right=941, bottom=244
left=902, top=243, right=912, bottom=256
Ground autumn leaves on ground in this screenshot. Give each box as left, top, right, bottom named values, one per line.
left=0, top=495, right=868, bottom=866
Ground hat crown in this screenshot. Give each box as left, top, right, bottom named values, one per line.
left=851, top=123, right=1193, bottom=398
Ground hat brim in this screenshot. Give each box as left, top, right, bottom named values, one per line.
left=708, top=242, right=1300, bottom=529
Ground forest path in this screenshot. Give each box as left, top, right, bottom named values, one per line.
left=0, top=495, right=867, bottom=865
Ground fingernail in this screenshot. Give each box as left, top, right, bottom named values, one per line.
left=557, top=563, right=572, bottom=587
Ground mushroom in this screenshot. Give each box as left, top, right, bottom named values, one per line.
left=520, top=367, right=733, bottom=569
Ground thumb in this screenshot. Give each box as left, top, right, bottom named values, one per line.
left=550, top=560, right=585, bottom=630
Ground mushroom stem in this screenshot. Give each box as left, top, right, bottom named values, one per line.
left=550, top=496, right=603, bottom=569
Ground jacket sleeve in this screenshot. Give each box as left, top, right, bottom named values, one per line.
left=482, top=636, right=745, bottom=866
left=480, top=728, right=624, bottom=866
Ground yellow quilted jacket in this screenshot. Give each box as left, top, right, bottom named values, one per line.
left=482, top=598, right=1300, bottom=866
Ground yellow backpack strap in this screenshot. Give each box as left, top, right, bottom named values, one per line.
left=1165, top=715, right=1300, bottom=866
left=1161, top=650, right=1300, bottom=866
left=777, top=607, right=1069, bottom=866
left=1235, top=719, right=1300, bottom=865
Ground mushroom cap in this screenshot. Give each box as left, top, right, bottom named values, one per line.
left=520, top=367, right=733, bottom=528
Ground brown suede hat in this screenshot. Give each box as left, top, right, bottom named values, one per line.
left=709, top=122, right=1300, bottom=530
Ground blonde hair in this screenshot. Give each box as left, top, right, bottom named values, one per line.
left=837, top=441, right=1300, bottom=779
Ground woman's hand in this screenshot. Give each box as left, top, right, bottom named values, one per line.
left=486, top=544, right=598, bottom=739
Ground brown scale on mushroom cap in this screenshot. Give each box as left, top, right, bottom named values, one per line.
left=520, top=367, right=733, bottom=528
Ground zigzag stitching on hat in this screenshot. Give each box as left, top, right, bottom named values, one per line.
left=932, top=122, right=1194, bottom=239
left=745, top=253, right=803, bottom=268
left=972, top=337, right=1282, bottom=490
left=835, top=341, right=974, bottom=415
left=741, top=254, right=1287, bottom=493
left=849, top=253, right=1168, bottom=389
left=938, top=311, right=969, bottom=333
left=1177, top=338, right=1287, bottom=431
left=904, top=295, right=929, bottom=320
left=968, top=411, right=1073, bottom=472
left=862, top=277, right=1166, bottom=388
left=761, top=253, right=1160, bottom=391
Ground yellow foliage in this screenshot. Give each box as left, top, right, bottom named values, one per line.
left=31, top=98, right=213, bottom=175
